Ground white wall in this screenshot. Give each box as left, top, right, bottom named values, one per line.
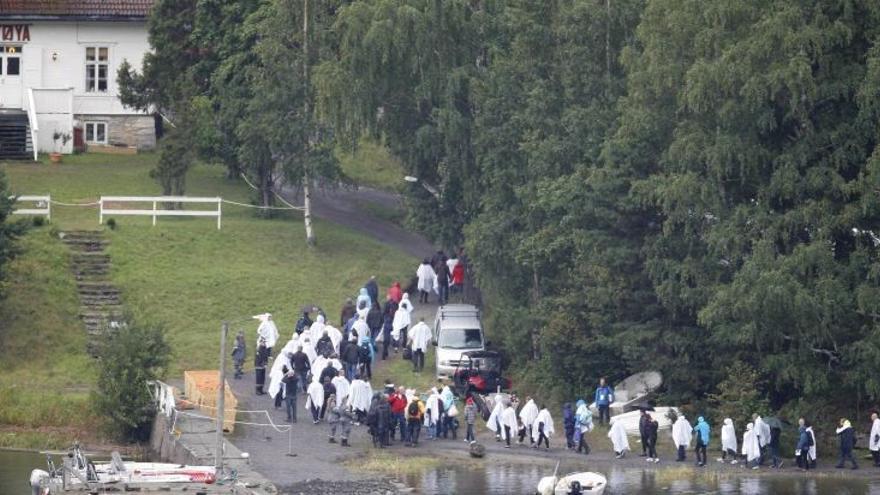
left=30, top=21, right=150, bottom=115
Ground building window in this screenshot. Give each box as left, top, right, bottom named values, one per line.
left=85, top=122, right=107, bottom=144
left=85, top=47, right=108, bottom=92
left=1, top=45, right=22, bottom=76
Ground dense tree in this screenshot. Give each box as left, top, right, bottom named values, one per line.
left=0, top=170, right=26, bottom=297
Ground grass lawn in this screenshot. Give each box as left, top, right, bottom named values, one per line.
left=0, top=153, right=417, bottom=447
left=336, top=138, right=405, bottom=192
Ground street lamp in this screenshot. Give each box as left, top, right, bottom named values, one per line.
left=403, top=175, right=440, bottom=199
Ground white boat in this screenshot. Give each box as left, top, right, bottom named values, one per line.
left=608, top=407, right=680, bottom=435
left=536, top=471, right=607, bottom=495
left=589, top=371, right=663, bottom=414
left=35, top=444, right=216, bottom=491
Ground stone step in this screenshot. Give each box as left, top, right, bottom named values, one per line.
left=76, top=285, right=120, bottom=295
left=76, top=281, right=117, bottom=289
left=71, top=252, right=110, bottom=260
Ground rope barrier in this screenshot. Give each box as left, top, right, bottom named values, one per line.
left=176, top=410, right=292, bottom=433
left=238, top=172, right=306, bottom=211
left=220, top=199, right=304, bottom=211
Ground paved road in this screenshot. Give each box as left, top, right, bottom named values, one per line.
left=279, top=184, right=434, bottom=259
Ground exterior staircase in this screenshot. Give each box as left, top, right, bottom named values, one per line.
left=60, top=230, right=123, bottom=356
left=0, top=111, right=33, bottom=160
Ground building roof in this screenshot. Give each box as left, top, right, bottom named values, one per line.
left=0, top=0, right=154, bottom=21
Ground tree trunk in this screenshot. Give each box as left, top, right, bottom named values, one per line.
left=303, top=174, right=315, bottom=246
left=530, top=268, right=541, bottom=360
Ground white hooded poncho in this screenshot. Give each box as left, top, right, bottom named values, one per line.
left=487, top=395, right=505, bottom=433
left=331, top=375, right=350, bottom=404
left=742, top=423, right=761, bottom=462
left=424, top=388, right=441, bottom=426
left=305, top=377, right=324, bottom=411
left=754, top=416, right=771, bottom=448
left=608, top=419, right=630, bottom=453
left=267, top=352, right=293, bottom=399
left=255, top=314, right=279, bottom=349
left=308, top=314, right=326, bottom=344
left=501, top=406, right=518, bottom=437
left=352, top=318, right=370, bottom=342
left=349, top=379, right=373, bottom=413
left=410, top=321, right=432, bottom=352
left=870, top=418, right=880, bottom=452
left=672, top=415, right=693, bottom=448
left=721, top=418, right=737, bottom=452
left=392, top=294, right=414, bottom=339
left=416, top=263, right=436, bottom=293
left=532, top=408, right=555, bottom=442
left=806, top=426, right=817, bottom=461
left=519, top=399, right=539, bottom=430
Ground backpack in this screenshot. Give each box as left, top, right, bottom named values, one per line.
left=408, top=401, right=420, bottom=418
left=358, top=344, right=371, bottom=361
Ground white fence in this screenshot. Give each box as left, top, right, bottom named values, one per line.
left=100, top=196, right=222, bottom=229
left=10, top=195, right=50, bottom=219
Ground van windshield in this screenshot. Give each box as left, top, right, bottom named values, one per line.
left=439, top=328, right=483, bottom=350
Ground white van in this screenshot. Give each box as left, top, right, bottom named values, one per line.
left=433, top=304, right=485, bottom=380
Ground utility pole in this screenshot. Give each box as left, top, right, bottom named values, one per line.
left=215, top=321, right=228, bottom=472
left=302, top=0, right=316, bottom=246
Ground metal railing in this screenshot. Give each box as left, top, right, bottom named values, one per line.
left=25, top=88, right=38, bottom=161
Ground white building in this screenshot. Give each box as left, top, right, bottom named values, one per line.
left=0, top=0, right=156, bottom=159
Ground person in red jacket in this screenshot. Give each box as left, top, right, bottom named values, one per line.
left=450, top=262, right=465, bottom=297
left=387, top=281, right=403, bottom=304
left=388, top=387, right=409, bottom=443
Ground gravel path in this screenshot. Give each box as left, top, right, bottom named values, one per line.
left=278, top=184, right=434, bottom=259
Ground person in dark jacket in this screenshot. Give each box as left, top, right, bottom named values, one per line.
left=319, top=361, right=337, bottom=385
left=281, top=366, right=299, bottom=422
left=254, top=337, right=269, bottom=395
left=340, top=298, right=356, bottom=326
left=367, top=301, right=384, bottom=340
left=365, top=276, right=379, bottom=307
left=769, top=424, right=783, bottom=468
left=436, top=262, right=450, bottom=305
left=796, top=419, right=813, bottom=471
left=316, top=331, right=334, bottom=358
left=638, top=408, right=650, bottom=456
left=563, top=403, right=575, bottom=450
left=291, top=346, right=311, bottom=393
left=836, top=418, right=858, bottom=469
left=231, top=330, right=246, bottom=379
left=645, top=414, right=660, bottom=462
left=342, top=338, right=360, bottom=380
left=295, top=311, right=312, bottom=336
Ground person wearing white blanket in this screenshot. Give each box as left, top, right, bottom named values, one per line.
left=408, top=318, right=432, bottom=373
left=349, top=374, right=372, bottom=425
left=501, top=400, right=519, bottom=448
left=718, top=418, right=738, bottom=464
left=392, top=293, right=413, bottom=350
left=672, top=414, right=692, bottom=462
left=306, top=376, right=325, bottom=424
left=486, top=394, right=505, bottom=441
left=608, top=419, right=630, bottom=458
left=752, top=414, right=771, bottom=466
left=742, top=422, right=761, bottom=469
left=255, top=313, right=279, bottom=356
left=518, top=398, right=539, bottom=446
left=532, top=405, right=555, bottom=450
left=331, top=369, right=350, bottom=405
left=870, top=412, right=880, bottom=467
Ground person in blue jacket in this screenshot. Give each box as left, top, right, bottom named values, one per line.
left=693, top=416, right=710, bottom=467
left=594, top=377, right=614, bottom=425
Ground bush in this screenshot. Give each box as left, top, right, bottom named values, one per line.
left=707, top=361, right=770, bottom=428
left=106, top=218, right=117, bottom=230
left=93, top=319, right=171, bottom=441
left=32, top=216, right=45, bottom=227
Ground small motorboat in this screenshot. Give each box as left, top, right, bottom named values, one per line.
left=536, top=463, right=607, bottom=495
left=36, top=443, right=216, bottom=491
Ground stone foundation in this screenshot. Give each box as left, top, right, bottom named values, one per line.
left=75, top=114, right=156, bottom=150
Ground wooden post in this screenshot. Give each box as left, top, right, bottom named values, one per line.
left=99, top=197, right=103, bottom=225
left=215, top=321, right=228, bottom=472
left=152, top=201, right=157, bottom=226
left=217, top=198, right=222, bottom=230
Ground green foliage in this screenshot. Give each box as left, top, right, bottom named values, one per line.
left=707, top=361, right=770, bottom=429
left=93, top=319, right=171, bottom=441
left=0, top=170, right=26, bottom=296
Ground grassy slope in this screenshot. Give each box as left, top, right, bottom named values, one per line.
left=0, top=153, right=415, bottom=447
left=336, top=138, right=405, bottom=192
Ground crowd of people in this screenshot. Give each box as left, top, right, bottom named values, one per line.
left=228, top=257, right=880, bottom=471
